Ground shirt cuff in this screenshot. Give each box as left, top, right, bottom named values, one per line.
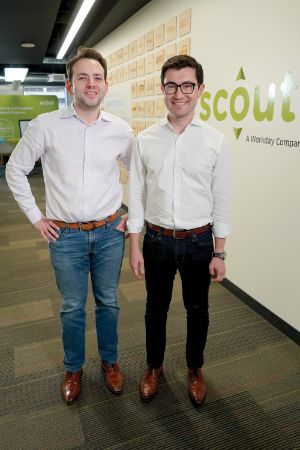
left=25, top=206, right=44, bottom=225
left=127, top=217, right=144, bottom=234
left=212, top=222, right=231, bottom=238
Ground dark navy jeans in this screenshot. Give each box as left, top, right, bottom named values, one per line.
left=143, top=225, right=213, bottom=369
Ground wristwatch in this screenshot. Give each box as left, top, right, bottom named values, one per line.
left=212, top=251, right=226, bottom=260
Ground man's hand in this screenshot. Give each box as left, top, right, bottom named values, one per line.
left=129, top=232, right=144, bottom=279
left=116, top=213, right=129, bottom=237
left=130, top=247, right=145, bottom=280
left=33, top=218, right=60, bottom=243
left=209, top=257, right=226, bottom=282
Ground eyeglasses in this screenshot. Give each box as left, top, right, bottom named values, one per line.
left=163, top=82, right=198, bottom=95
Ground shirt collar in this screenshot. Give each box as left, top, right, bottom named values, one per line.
left=60, top=103, right=112, bottom=123
left=99, top=110, right=113, bottom=122
left=159, top=115, right=202, bottom=129
left=60, top=104, right=77, bottom=119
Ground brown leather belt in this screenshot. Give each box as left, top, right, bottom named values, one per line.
left=53, top=211, right=119, bottom=231
left=147, top=222, right=211, bottom=239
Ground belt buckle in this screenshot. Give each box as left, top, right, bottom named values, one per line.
left=79, top=221, right=93, bottom=231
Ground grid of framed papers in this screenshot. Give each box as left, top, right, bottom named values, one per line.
left=105, top=9, right=192, bottom=134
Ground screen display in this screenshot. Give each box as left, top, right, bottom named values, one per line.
left=19, top=120, right=31, bottom=137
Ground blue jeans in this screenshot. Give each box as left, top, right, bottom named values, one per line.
left=49, top=216, right=125, bottom=372
left=143, top=226, right=213, bottom=369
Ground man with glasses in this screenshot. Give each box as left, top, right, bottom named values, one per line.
left=128, top=55, right=231, bottom=406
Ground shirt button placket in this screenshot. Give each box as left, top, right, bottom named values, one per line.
left=173, top=136, right=181, bottom=229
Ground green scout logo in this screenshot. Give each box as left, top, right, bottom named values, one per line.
left=199, top=68, right=297, bottom=140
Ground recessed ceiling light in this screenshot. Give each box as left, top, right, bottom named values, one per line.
left=21, top=42, right=35, bottom=48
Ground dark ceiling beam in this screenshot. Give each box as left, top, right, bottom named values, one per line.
left=0, top=0, right=152, bottom=80
left=84, top=0, right=151, bottom=49
left=0, top=0, right=62, bottom=64
left=65, top=0, right=151, bottom=58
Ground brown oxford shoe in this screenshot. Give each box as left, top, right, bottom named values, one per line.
left=101, top=362, right=123, bottom=395
left=61, top=369, right=83, bottom=404
left=140, top=366, right=163, bottom=402
left=188, top=368, right=207, bottom=407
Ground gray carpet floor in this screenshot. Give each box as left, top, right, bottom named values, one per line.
left=0, top=168, right=300, bottom=450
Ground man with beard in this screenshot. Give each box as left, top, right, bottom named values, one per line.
left=6, top=47, right=133, bottom=403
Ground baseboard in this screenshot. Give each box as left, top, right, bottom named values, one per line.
left=221, top=278, right=300, bottom=346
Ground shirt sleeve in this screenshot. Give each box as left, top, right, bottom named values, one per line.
left=118, top=129, right=134, bottom=171
left=211, top=135, right=232, bottom=238
left=5, top=118, right=45, bottom=224
left=127, top=136, right=147, bottom=233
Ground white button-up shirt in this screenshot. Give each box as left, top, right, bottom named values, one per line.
left=128, top=117, right=231, bottom=238
left=6, top=105, right=133, bottom=224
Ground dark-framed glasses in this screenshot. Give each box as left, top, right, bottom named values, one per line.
left=163, top=82, right=198, bottom=95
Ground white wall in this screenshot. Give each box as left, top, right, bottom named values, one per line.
left=95, top=0, right=300, bottom=332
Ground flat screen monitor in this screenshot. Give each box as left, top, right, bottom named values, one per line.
left=19, top=120, right=31, bottom=137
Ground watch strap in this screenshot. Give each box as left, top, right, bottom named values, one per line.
left=212, top=251, right=226, bottom=260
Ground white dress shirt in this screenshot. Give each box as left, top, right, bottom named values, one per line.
left=6, top=104, right=133, bottom=224
left=128, top=116, right=231, bottom=238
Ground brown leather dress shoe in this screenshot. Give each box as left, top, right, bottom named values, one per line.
left=140, top=366, right=163, bottom=402
left=101, top=362, right=123, bottom=395
left=188, top=368, right=207, bottom=406
left=61, top=369, right=83, bottom=404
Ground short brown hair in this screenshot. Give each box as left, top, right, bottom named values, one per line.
left=66, top=47, right=107, bottom=81
left=161, top=55, right=204, bottom=85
